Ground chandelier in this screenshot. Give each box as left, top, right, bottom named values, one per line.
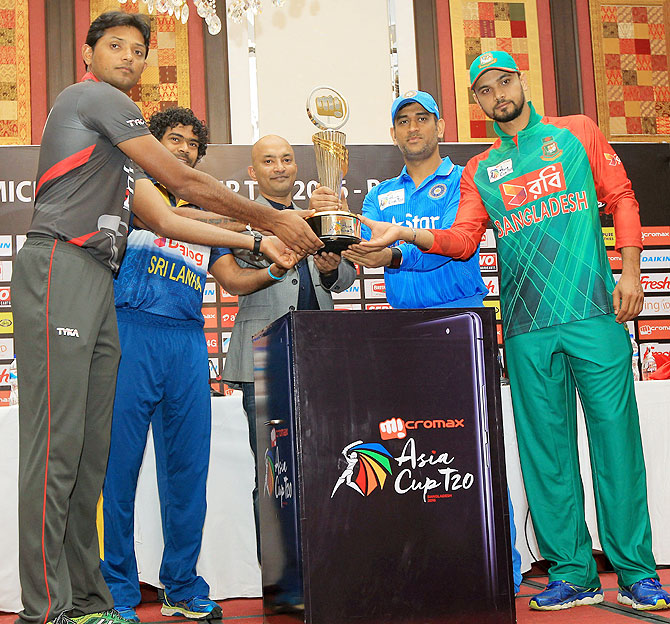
left=227, top=1, right=286, bottom=23
left=118, top=0, right=287, bottom=32
left=117, top=0, right=222, bottom=34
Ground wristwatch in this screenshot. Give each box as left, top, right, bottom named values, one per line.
left=252, top=230, right=262, bottom=255
left=246, top=223, right=262, bottom=255
left=389, top=246, right=402, bottom=269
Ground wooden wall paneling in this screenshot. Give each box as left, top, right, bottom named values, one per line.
left=536, top=0, right=558, bottom=117
left=187, top=10, right=207, bottom=123
left=435, top=0, right=458, bottom=141
left=575, top=0, right=598, bottom=121
left=549, top=0, right=583, bottom=115
left=45, top=0, right=76, bottom=111
left=203, top=7, right=231, bottom=144
left=413, top=0, right=444, bottom=118
left=28, top=0, right=47, bottom=143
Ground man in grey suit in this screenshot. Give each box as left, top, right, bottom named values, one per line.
left=219, top=134, right=356, bottom=559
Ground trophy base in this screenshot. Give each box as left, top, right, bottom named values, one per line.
left=307, top=211, right=361, bottom=255
left=317, top=235, right=361, bottom=255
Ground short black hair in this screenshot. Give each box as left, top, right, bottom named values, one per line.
left=86, top=11, right=151, bottom=56
left=148, top=107, right=210, bottom=161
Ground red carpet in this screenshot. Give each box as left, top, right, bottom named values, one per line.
left=2, top=570, right=669, bottom=623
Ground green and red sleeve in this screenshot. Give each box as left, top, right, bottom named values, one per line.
left=545, top=114, right=642, bottom=251
left=425, top=149, right=493, bottom=260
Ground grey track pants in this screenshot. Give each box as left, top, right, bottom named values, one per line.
left=11, top=238, right=120, bottom=624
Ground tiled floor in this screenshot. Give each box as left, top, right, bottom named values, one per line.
left=2, top=569, right=669, bottom=623
left=517, top=570, right=670, bottom=623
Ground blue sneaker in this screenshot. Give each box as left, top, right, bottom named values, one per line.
left=161, top=595, right=222, bottom=620
left=529, top=581, right=604, bottom=610
left=114, top=607, right=139, bottom=623
left=617, top=578, right=670, bottom=610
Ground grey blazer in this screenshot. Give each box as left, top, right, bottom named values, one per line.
left=222, top=195, right=356, bottom=384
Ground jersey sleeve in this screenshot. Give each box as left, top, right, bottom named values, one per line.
left=561, top=115, right=642, bottom=251
left=360, top=186, right=381, bottom=241
left=426, top=159, right=490, bottom=259
left=78, top=83, right=151, bottom=146
left=208, top=245, right=229, bottom=269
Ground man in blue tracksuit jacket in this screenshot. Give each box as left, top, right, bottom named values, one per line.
left=344, top=91, right=521, bottom=593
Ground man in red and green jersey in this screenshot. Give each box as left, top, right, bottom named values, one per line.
left=357, top=51, right=669, bottom=613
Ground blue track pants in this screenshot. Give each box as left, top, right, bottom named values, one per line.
left=101, top=310, right=211, bottom=607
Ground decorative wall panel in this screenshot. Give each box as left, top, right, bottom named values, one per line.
left=90, top=0, right=191, bottom=119
left=590, top=0, right=670, bottom=141
left=449, top=0, right=545, bottom=141
left=0, top=0, right=30, bottom=145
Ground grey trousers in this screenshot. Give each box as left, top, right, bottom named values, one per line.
left=11, top=238, right=120, bottom=624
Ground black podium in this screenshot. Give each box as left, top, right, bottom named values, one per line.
left=252, top=309, right=515, bottom=624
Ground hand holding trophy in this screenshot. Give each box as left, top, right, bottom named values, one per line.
left=306, top=87, right=362, bottom=254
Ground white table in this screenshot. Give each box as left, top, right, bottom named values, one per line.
left=1, top=381, right=668, bottom=612
left=0, top=394, right=261, bottom=613
left=502, top=380, right=670, bottom=573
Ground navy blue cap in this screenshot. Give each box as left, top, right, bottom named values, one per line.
left=391, top=90, right=440, bottom=123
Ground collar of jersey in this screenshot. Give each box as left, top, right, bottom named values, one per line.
left=398, top=155, right=454, bottom=186
left=81, top=71, right=100, bottom=82
left=493, top=101, right=542, bottom=142
left=150, top=176, right=192, bottom=208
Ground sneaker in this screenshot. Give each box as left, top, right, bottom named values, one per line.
left=71, top=610, right=138, bottom=624
left=618, top=578, right=670, bottom=611
left=161, top=595, right=222, bottom=620
left=48, top=614, right=76, bottom=624
left=529, top=581, right=604, bottom=610
left=114, top=607, right=139, bottom=623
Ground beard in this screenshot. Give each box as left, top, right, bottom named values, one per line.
left=398, top=135, right=439, bottom=162
left=490, top=94, right=525, bottom=123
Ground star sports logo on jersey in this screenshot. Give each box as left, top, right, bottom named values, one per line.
left=500, top=163, right=567, bottom=209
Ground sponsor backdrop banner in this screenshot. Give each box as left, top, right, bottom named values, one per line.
left=1, top=142, right=669, bottom=399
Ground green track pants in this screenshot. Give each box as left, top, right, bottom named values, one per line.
left=505, top=313, right=656, bottom=588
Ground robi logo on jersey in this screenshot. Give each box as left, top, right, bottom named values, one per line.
left=500, top=163, right=566, bottom=210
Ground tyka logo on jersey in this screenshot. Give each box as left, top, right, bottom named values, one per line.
left=56, top=327, right=80, bottom=338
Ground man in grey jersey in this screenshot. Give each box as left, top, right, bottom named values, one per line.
left=11, top=12, right=313, bottom=624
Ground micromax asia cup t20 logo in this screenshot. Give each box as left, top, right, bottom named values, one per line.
left=331, top=422, right=475, bottom=504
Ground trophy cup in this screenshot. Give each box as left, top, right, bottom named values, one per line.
left=306, top=86, right=361, bottom=254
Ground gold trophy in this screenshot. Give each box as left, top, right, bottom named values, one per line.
left=306, top=86, right=361, bottom=253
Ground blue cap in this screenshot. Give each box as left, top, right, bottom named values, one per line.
left=469, top=51, right=520, bottom=88
left=391, top=90, right=440, bottom=124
